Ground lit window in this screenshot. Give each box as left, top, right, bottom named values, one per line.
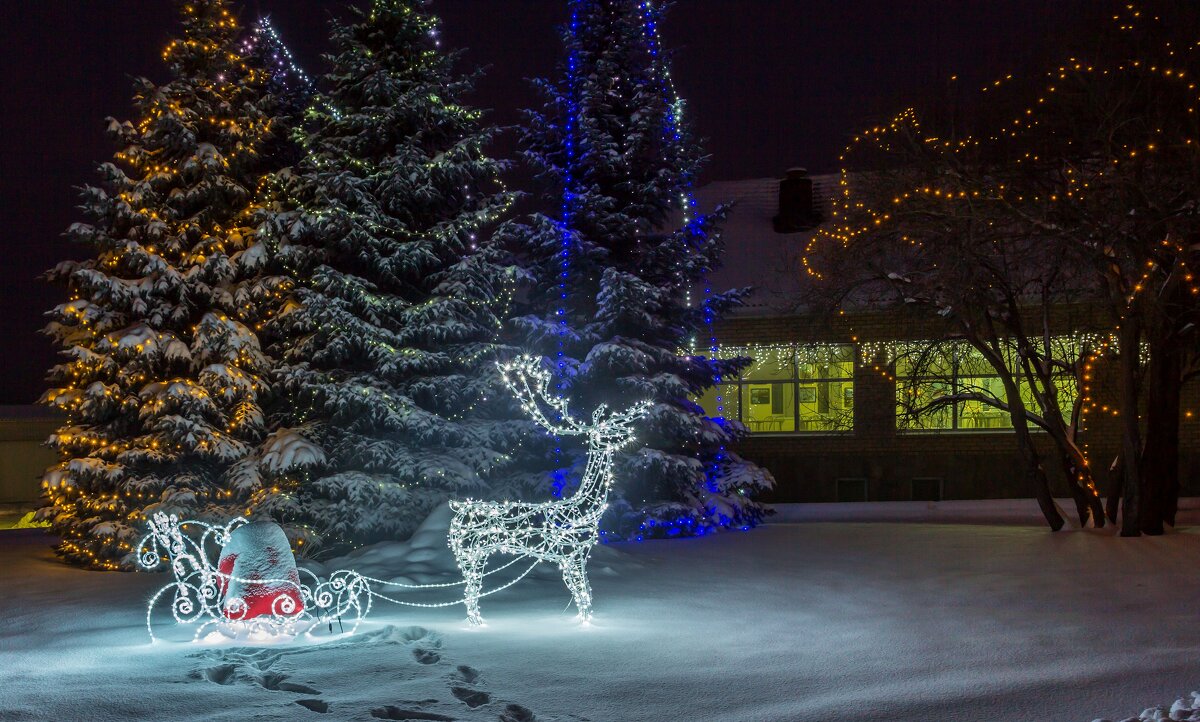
left=797, top=346, right=855, bottom=432
left=694, top=344, right=855, bottom=433
left=896, top=344, right=1077, bottom=431
left=743, top=346, right=796, bottom=432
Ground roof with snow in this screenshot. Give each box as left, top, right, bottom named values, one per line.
left=696, top=174, right=838, bottom=316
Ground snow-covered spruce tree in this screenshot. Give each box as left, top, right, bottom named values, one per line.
left=39, top=0, right=279, bottom=569
left=250, top=0, right=517, bottom=550
left=500, top=0, right=772, bottom=539
left=240, top=15, right=316, bottom=169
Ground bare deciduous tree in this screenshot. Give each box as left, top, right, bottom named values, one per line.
left=803, top=2, right=1198, bottom=533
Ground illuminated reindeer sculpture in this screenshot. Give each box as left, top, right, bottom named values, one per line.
left=449, top=357, right=651, bottom=625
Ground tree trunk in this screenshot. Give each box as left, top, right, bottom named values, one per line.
left=1105, top=454, right=1123, bottom=525
left=1041, top=402, right=1104, bottom=528
left=1117, top=319, right=1143, bottom=537
left=1022, top=441, right=1065, bottom=531
left=1139, top=340, right=1182, bottom=532
left=1059, top=448, right=1105, bottom=528
left=1005, top=384, right=1065, bottom=530
left=967, top=333, right=1065, bottom=531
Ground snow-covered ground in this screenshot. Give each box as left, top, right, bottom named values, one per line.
left=0, top=500, right=1197, bottom=721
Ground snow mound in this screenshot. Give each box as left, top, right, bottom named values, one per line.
left=305, top=504, right=462, bottom=586
left=1092, top=691, right=1200, bottom=722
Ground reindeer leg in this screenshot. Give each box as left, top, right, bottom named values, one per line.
left=459, top=551, right=487, bottom=626
left=561, top=550, right=593, bottom=622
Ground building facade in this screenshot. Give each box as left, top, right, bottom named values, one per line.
left=697, top=173, right=1200, bottom=504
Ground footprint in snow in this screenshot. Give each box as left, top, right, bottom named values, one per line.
left=190, top=648, right=320, bottom=694
left=450, top=686, right=491, bottom=708
left=413, top=647, right=441, bottom=664
left=295, top=699, right=329, bottom=713
left=189, top=626, right=546, bottom=720
left=447, top=663, right=491, bottom=710
left=369, top=707, right=456, bottom=721
left=353, top=625, right=439, bottom=645
left=450, top=665, right=480, bottom=684
left=499, top=703, right=537, bottom=722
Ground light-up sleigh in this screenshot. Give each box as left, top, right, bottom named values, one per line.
left=138, top=512, right=372, bottom=642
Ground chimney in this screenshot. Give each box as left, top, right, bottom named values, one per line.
left=773, top=167, right=820, bottom=233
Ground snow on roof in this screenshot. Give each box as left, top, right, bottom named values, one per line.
left=697, top=174, right=839, bottom=316
left=699, top=174, right=1106, bottom=319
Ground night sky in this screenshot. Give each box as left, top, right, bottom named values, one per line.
left=0, top=0, right=1085, bottom=404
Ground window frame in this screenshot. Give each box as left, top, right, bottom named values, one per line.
left=705, top=344, right=856, bottom=435
left=893, top=344, right=1078, bottom=434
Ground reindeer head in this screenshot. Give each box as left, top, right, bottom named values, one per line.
left=586, top=400, right=653, bottom=449
left=498, top=356, right=651, bottom=446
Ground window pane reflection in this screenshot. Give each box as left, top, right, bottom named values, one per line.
left=897, top=379, right=954, bottom=429
left=744, top=382, right=795, bottom=432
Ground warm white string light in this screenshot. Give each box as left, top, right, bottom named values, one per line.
left=448, top=356, right=651, bottom=626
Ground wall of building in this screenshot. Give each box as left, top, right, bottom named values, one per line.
left=4, top=333, right=1195, bottom=508
left=716, top=311, right=1200, bottom=503
left=0, top=412, right=58, bottom=506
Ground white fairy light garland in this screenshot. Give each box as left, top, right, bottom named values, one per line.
left=140, top=357, right=648, bottom=639
left=244, top=15, right=313, bottom=89
left=138, top=512, right=542, bottom=641
left=859, top=333, right=1123, bottom=367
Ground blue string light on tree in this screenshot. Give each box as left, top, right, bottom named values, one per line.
left=547, top=2, right=586, bottom=500
left=628, top=0, right=737, bottom=539
left=517, top=0, right=773, bottom=542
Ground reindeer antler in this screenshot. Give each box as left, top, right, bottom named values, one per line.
left=498, top=356, right=654, bottom=444
left=498, top=356, right=586, bottom=436
left=594, top=400, right=653, bottom=445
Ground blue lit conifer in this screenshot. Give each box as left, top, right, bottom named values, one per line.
left=500, top=0, right=773, bottom=539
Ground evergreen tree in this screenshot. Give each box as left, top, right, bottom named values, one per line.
left=251, top=0, right=517, bottom=550
left=501, top=0, right=773, bottom=539
left=39, top=0, right=278, bottom=569
left=240, top=15, right=316, bottom=167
